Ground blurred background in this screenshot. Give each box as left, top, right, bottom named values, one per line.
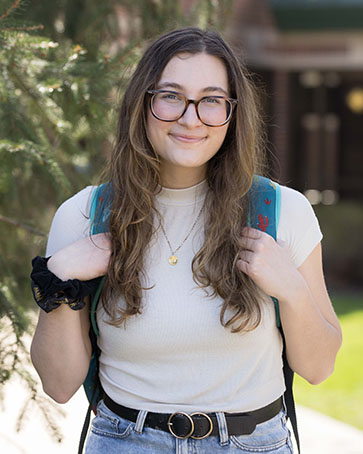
left=0, top=0, right=362, bottom=451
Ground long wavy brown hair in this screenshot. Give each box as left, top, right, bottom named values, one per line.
left=101, top=27, right=266, bottom=332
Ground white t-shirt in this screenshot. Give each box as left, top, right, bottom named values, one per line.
left=46, top=180, right=322, bottom=413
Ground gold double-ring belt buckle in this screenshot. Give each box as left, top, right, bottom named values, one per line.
left=190, top=412, right=214, bottom=439
left=167, top=412, right=194, bottom=439
left=167, top=411, right=214, bottom=440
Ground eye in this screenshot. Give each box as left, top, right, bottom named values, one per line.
left=159, top=92, right=183, bottom=102
left=202, top=97, right=222, bottom=105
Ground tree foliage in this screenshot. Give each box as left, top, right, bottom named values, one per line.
left=0, top=3, right=141, bottom=424
left=0, top=0, right=234, bottom=439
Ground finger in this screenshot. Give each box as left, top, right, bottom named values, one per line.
left=236, top=258, right=250, bottom=275
left=242, top=227, right=263, bottom=239
left=238, top=250, right=254, bottom=263
left=239, top=236, right=258, bottom=251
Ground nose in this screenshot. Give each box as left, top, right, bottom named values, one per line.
left=178, top=102, right=202, bottom=127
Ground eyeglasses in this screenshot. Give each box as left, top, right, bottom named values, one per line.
left=147, top=90, right=237, bottom=127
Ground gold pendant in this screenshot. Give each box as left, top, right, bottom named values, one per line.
left=168, top=255, right=178, bottom=266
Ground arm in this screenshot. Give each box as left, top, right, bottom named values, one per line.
left=237, top=229, right=342, bottom=384
left=31, top=300, right=92, bottom=403
left=277, top=241, right=341, bottom=384
left=30, top=233, right=111, bottom=403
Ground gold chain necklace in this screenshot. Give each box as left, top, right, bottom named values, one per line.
left=159, top=204, right=204, bottom=265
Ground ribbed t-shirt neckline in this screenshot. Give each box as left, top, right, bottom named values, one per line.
left=156, top=179, right=208, bottom=206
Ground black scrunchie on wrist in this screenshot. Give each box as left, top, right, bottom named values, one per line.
left=30, top=256, right=103, bottom=313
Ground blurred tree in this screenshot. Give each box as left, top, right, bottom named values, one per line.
left=0, top=0, right=235, bottom=315
left=14, top=0, right=234, bottom=52
left=0, top=0, right=234, bottom=439
left=0, top=2, right=139, bottom=436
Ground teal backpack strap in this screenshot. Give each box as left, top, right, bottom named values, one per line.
left=88, top=182, right=111, bottom=356
left=79, top=183, right=111, bottom=454
left=248, top=175, right=280, bottom=236
left=248, top=176, right=300, bottom=453
left=248, top=175, right=281, bottom=327
left=90, top=183, right=112, bottom=235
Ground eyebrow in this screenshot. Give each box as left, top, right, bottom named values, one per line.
left=156, top=82, right=229, bottom=97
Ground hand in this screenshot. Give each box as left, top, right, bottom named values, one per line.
left=47, top=233, right=111, bottom=281
left=236, top=227, right=306, bottom=301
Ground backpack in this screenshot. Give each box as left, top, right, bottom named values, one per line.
left=78, top=175, right=300, bottom=453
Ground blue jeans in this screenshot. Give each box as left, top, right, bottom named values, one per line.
left=85, top=400, right=294, bottom=453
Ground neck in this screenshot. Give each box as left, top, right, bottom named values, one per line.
left=160, top=165, right=206, bottom=189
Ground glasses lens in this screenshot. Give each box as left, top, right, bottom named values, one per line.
left=198, top=97, right=231, bottom=126
left=151, top=92, right=185, bottom=121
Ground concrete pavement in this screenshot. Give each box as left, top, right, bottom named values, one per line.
left=291, top=406, right=363, bottom=454
left=1, top=377, right=362, bottom=453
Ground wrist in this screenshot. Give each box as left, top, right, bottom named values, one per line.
left=30, top=256, right=102, bottom=313
left=277, top=271, right=311, bottom=305
left=47, top=255, right=71, bottom=281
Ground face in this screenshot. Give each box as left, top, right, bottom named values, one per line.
left=146, top=52, right=230, bottom=188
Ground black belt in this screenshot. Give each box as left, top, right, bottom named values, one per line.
left=103, top=394, right=283, bottom=440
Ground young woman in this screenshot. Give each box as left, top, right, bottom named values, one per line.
left=30, top=28, right=342, bottom=453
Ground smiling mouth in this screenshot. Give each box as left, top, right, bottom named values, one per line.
left=169, top=133, right=206, bottom=143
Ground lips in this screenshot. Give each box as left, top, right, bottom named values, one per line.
left=169, top=133, right=206, bottom=143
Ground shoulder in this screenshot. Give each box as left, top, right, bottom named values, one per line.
left=50, top=185, right=97, bottom=227
left=58, top=185, right=96, bottom=216
left=46, top=186, right=97, bottom=256
left=279, top=185, right=314, bottom=215
left=278, top=184, right=323, bottom=268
